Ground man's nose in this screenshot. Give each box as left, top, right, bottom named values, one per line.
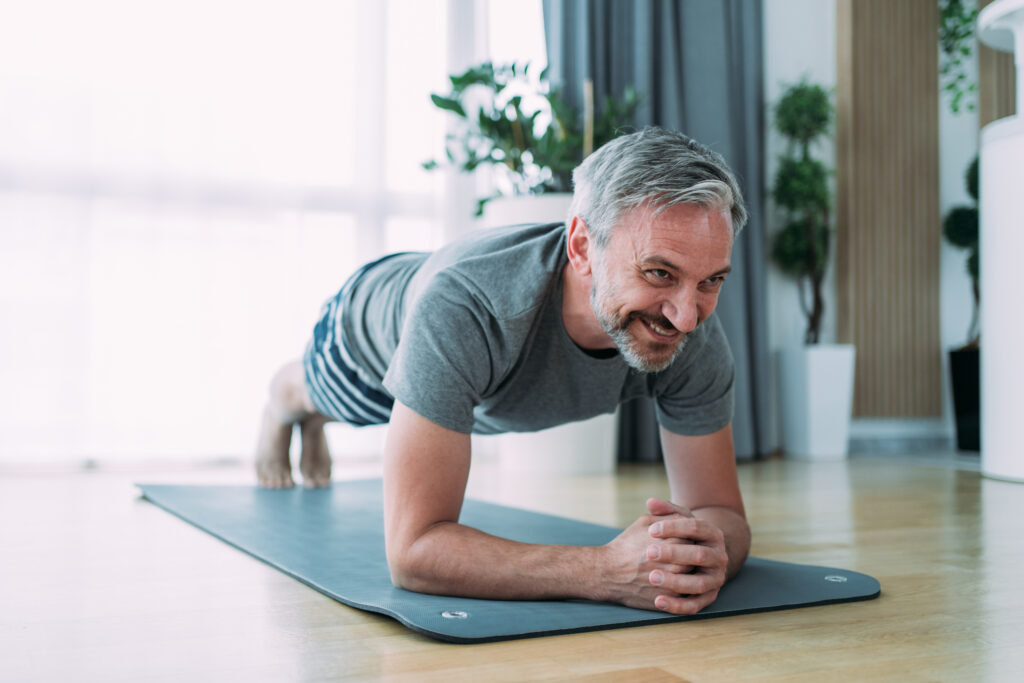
left=663, top=286, right=699, bottom=334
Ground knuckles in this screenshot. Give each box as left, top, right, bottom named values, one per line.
left=659, top=598, right=704, bottom=616
left=625, top=507, right=728, bottom=615
left=677, top=517, right=702, bottom=536
left=692, top=575, right=717, bottom=595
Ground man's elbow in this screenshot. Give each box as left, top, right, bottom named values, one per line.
left=385, top=544, right=417, bottom=591
left=385, top=537, right=441, bottom=594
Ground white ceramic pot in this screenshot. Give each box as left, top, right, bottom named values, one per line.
left=480, top=193, right=573, bottom=228
left=778, top=344, right=856, bottom=460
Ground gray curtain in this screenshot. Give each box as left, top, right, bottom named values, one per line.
left=543, top=0, right=771, bottom=461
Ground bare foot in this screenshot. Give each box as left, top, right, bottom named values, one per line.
left=299, top=417, right=332, bottom=488
left=255, top=405, right=295, bottom=488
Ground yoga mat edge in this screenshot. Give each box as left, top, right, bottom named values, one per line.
left=137, top=481, right=881, bottom=643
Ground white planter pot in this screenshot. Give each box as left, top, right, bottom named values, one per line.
left=498, top=412, right=620, bottom=475
left=480, top=193, right=573, bottom=228
left=778, top=345, right=856, bottom=460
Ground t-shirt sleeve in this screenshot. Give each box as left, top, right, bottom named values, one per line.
left=654, top=314, right=735, bottom=436
left=382, top=271, right=496, bottom=434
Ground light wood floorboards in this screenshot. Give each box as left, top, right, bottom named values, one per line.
left=1, top=453, right=1022, bottom=681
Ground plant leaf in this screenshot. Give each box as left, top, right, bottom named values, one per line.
left=430, top=94, right=466, bottom=117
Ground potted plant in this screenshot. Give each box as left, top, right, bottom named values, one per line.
left=770, top=80, right=856, bottom=460
left=424, top=61, right=639, bottom=218
left=425, top=62, right=639, bottom=474
left=942, top=156, right=980, bottom=450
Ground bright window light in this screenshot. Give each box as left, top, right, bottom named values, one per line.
left=0, top=0, right=545, bottom=463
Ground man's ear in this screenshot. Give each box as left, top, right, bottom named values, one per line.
left=566, top=216, right=595, bottom=276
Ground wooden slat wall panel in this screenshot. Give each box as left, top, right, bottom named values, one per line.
left=836, top=0, right=942, bottom=417
left=979, top=0, right=1017, bottom=128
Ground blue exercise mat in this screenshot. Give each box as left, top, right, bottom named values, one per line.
left=137, top=479, right=880, bottom=643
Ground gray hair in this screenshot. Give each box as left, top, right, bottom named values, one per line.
left=568, top=127, right=748, bottom=247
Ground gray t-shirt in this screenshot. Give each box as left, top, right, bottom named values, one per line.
left=341, top=222, right=734, bottom=435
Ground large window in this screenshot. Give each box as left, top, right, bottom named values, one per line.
left=0, top=0, right=545, bottom=463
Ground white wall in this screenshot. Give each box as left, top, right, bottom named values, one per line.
left=762, top=0, right=977, bottom=446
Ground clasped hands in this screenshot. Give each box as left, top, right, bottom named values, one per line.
left=603, top=497, right=729, bottom=615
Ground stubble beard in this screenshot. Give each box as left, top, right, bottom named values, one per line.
left=590, top=277, right=690, bottom=374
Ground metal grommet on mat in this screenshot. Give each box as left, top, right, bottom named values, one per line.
left=824, top=575, right=848, bottom=583
left=441, top=610, right=469, bottom=619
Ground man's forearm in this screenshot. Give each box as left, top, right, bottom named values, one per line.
left=390, top=503, right=741, bottom=614
left=691, top=505, right=750, bottom=578
left=391, top=521, right=608, bottom=601
left=383, top=403, right=721, bottom=613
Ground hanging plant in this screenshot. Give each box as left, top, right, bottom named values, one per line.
left=939, top=0, right=980, bottom=114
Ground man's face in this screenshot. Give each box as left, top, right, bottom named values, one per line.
left=588, top=202, right=734, bottom=373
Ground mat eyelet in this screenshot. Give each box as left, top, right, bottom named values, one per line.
left=824, top=575, right=848, bottom=583
left=441, top=610, right=469, bottom=619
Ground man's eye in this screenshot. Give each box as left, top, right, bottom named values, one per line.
left=648, top=269, right=671, bottom=281
left=702, top=276, right=725, bottom=289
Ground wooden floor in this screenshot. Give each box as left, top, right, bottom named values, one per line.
left=2, top=452, right=1023, bottom=682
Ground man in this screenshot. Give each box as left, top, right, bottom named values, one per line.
left=255, top=127, right=751, bottom=615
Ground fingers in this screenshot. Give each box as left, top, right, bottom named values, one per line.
left=647, top=560, right=726, bottom=616
left=644, top=519, right=728, bottom=614
left=646, top=538, right=724, bottom=570
left=644, top=515, right=726, bottom=578
left=646, top=497, right=693, bottom=518
left=627, top=502, right=730, bottom=615
left=652, top=589, right=720, bottom=615
left=648, top=563, right=724, bottom=596
left=648, top=515, right=724, bottom=546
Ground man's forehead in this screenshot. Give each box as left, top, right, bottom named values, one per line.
left=619, top=205, right=733, bottom=241
left=615, top=205, right=733, bottom=269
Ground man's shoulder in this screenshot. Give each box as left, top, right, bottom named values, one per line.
left=413, top=222, right=567, bottom=321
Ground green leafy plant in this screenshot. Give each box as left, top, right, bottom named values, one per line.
left=943, top=156, right=980, bottom=347
left=939, top=0, right=979, bottom=114
left=770, top=80, right=834, bottom=345
left=424, top=61, right=640, bottom=215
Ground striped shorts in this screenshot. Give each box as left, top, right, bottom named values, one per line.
left=302, top=255, right=400, bottom=426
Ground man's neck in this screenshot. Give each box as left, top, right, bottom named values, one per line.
left=560, top=261, right=615, bottom=351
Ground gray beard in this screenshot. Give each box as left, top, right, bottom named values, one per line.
left=590, top=285, right=690, bottom=374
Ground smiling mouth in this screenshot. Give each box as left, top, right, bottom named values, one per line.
left=639, top=318, right=680, bottom=341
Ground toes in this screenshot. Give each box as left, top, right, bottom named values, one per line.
left=256, top=459, right=295, bottom=489
left=299, top=447, right=331, bottom=488
left=257, top=473, right=295, bottom=489
left=299, top=461, right=331, bottom=488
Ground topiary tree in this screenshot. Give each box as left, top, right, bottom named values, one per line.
left=770, top=80, right=834, bottom=345
left=943, top=156, right=980, bottom=347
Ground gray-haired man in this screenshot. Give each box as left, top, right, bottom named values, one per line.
left=256, top=127, right=751, bottom=614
